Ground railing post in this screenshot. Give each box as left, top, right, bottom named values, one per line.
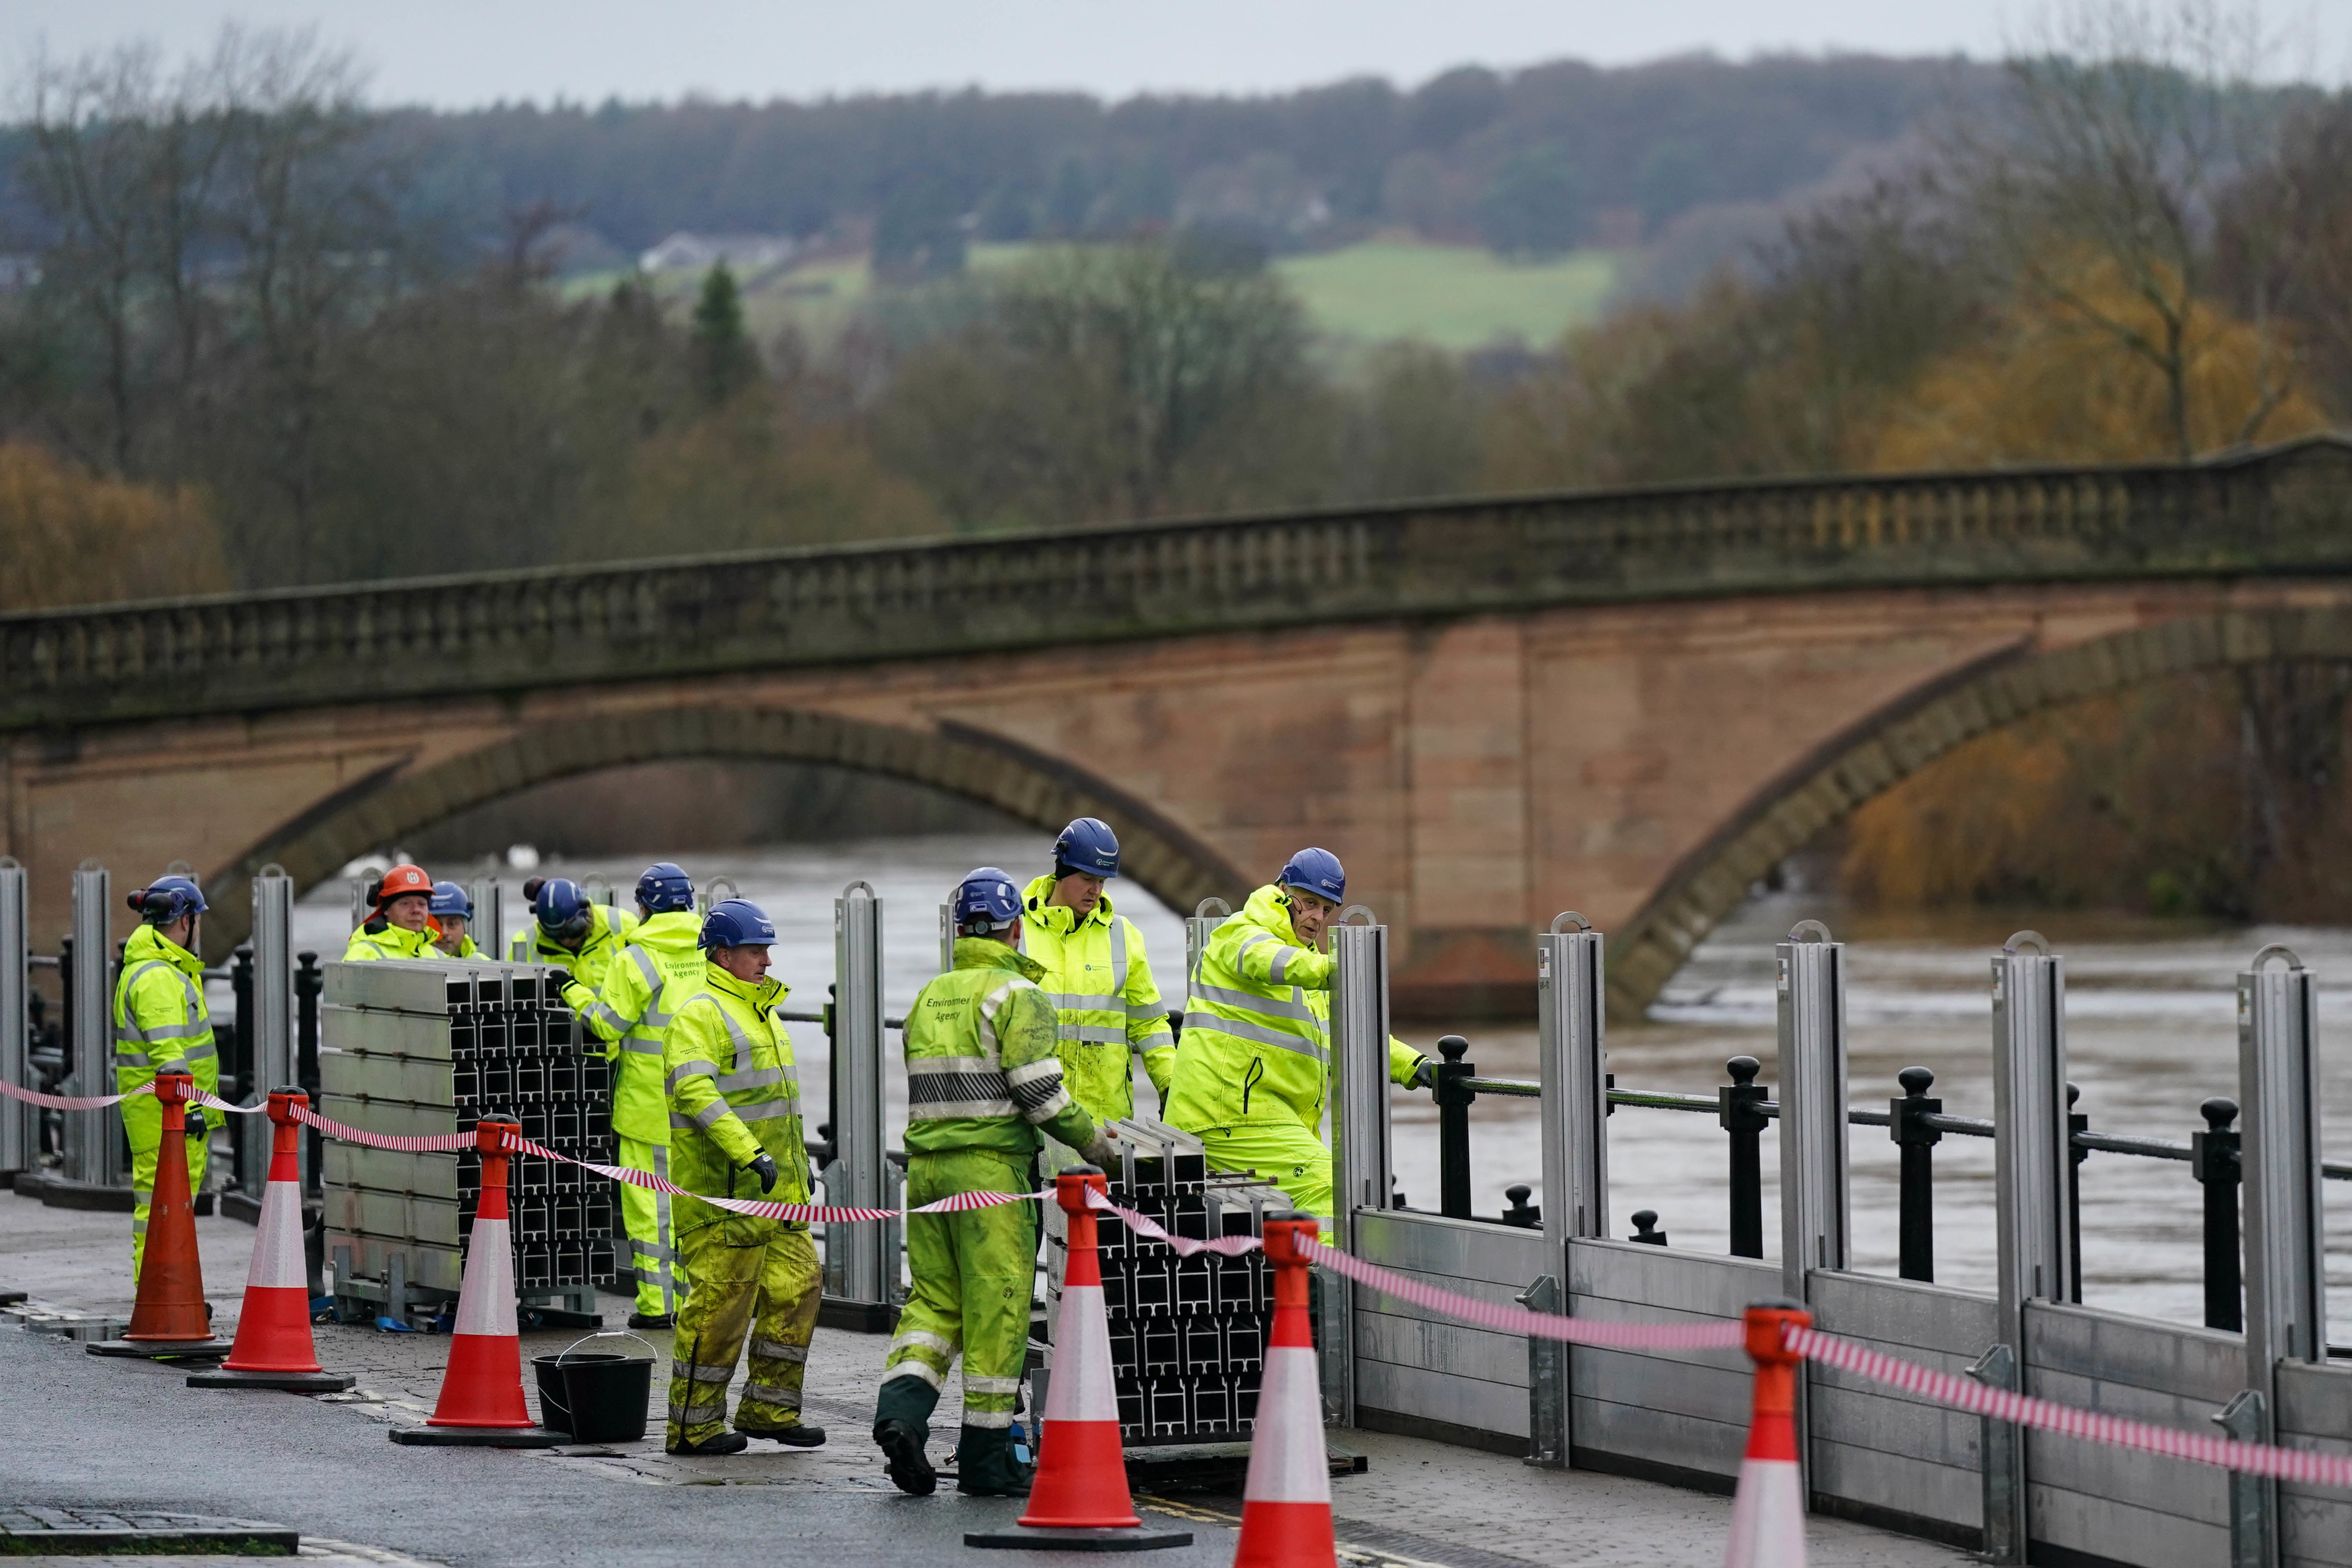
left=1719, top=1056, right=1767, bottom=1259
left=0, top=857, right=26, bottom=1176
left=2237, top=942, right=2322, bottom=1568
left=1992, top=930, right=2070, bottom=1337
left=1434, top=1034, right=1474, bottom=1220
left=295, top=952, right=322, bottom=1196
left=2192, top=1097, right=2243, bottom=1333
left=1891, top=1066, right=1940, bottom=1283
left=68, top=860, right=116, bottom=1187
left=248, top=868, right=294, bottom=1197
left=2066, top=1083, right=2087, bottom=1304
left=1775, top=920, right=1848, bottom=1305
left=831, top=880, right=888, bottom=1314
left=1325, top=906, right=1391, bottom=1429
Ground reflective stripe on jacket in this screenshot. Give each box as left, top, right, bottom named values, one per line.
left=901, top=937, right=1096, bottom=1158
left=564, top=911, right=703, bottom=1145
left=1162, top=883, right=1424, bottom=1132
left=112, top=925, right=221, bottom=1095
left=509, top=904, right=639, bottom=987
left=1018, top=874, right=1174, bottom=1121
left=663, top=962, right=811, bottom=1230
left=343, top=923, right=439, bottom=962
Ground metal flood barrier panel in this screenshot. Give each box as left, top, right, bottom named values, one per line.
left=1804, top=1271, right=1998, bottom=1546
left=1566, top=1240, right=1772, bottom=1487
left=1350, top=1209, right=1547, bottom=1451
left=2274, top=1359, right=2352, bottom=1568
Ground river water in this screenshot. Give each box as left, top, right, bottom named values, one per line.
left=298, top=837, right=2352, bottom=1334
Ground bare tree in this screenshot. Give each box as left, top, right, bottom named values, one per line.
left=1960, top=0, right=2298, bottom=458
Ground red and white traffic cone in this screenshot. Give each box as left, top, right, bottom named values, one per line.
left=1724, top=1300, right=1811, bottom=1568
left=1233, top=1212, right=1336, bottom=1568
left=89, top=1071, right=231, bottom=1361
left=191, top=1088, right=354, bottom=1392
left=390, top=1116, right=560, bottom=1448
left=966, top=1164, right=1191, bottom=1552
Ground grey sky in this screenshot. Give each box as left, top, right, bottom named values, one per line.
left=10, top=1, right=2349, bottom=107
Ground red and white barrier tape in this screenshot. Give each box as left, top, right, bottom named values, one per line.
left=1085, top=1191, right=1282, bottom=1258
left=0, top=1078, right=153, bottom=1112
left=502, top=1131, right=1047, bottom=1225
left=1305, top=1236, right=1749, bottom=1350
left=1791, top=1326, right=2352, bottom=1490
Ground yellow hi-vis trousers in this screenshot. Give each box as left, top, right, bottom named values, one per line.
left=618, top=1136, right=682, bottom=1317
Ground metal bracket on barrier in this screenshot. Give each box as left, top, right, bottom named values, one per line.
left=2213, top=1388, right=2274, bottom=1568
left=1967, top=1342, right=2024, bottom=1564
left=1518, top=1272, right=1566, bottom=1468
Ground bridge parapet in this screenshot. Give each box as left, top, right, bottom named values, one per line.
left=5, top=437, right=2347, bottom=732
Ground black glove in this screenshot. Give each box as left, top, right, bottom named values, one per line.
left=747, top=1153, right=779, bottom=1194
left=185, top=1109, right=209, bottom=1139
left=1408, top=1058, right=1436, bottom=1091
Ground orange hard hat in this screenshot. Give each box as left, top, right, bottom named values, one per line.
left=374, top=863, right=434, bottom=907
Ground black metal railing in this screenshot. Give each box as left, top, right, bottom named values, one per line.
left=1425, top=1051, right=2342, bottom=1333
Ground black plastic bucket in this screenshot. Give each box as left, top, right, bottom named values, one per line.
left=532, top=1332, right=656, bottom=1443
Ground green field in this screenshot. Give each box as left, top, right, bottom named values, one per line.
left=578, top=238, right=1620, bottom=354
left=1274, top=241, right=1619, bottom=350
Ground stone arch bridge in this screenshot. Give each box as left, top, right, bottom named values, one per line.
left=7, top=436, right=2352, bottom=1019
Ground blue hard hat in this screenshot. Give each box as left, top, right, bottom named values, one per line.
left=1278, top=848, right=1346, bottom=905
left=953, top=866, right=1024, bottom=932
left=534, top=877, right=594, bottom=941
left=1053, top=817, right=1120, bottom=880
left=129, top=874, right=208, bottom=926
left=699, top=898, right=776, bottom=950
left=429, top=881, right=473, bottom=919
left=636, top=861, right=695, bottom=914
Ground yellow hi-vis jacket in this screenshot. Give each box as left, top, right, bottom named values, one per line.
left=510, top=904, right=639, bottom=986
left=1018, top=874, right=1174, bottom=1122
left=564, top=911, right=703, bottom=1146
left=1162, top=884, right=1425, bottom=1133
left=113, top=925, right=220, bottom=1098
left=663, top=962, right=810, bottom=1232
left=343, top=922, right=439, bottom=962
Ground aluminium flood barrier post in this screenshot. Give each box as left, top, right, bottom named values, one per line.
left=247, top=867, right=295, bottom=1198
left=69, top=860, right=116, bottom=1188
left=1776, top=919, right=1847, bottom=1509
left=831, top=881, right=888, bottom=1316
left=0, top=858, right=26, bottom=1176
left=1776, top=922, right=1849, bottom=1300
left=1325, top=906, right=1391, bottom=1429
left=1533, top=911, right=1604, bottom=1470
left=467, top=878, right=503, bottom=976
left=1990, top=929, right=2068, bottom=1561
left=2236, top=944, right=2323, bottom=1568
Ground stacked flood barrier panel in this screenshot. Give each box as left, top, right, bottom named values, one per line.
left=319, top=960, right=616, bottom=1302
left=2275, top=1358, right=2352, bottom=1568
left=1045, top=1121, right=1276, bottom=1444
left=1564, top=1241, right=1768, bottom=1486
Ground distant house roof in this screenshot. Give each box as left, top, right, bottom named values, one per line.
left=637, top=232, right=798, bottom=273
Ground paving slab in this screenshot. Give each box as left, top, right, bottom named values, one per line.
left=1, top=1185, right=1972, bottom=1568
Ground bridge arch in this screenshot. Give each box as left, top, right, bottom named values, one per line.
left=1610, top=605, right=2352, bottom=1017
left=199, top=707, right=1247, bottom=954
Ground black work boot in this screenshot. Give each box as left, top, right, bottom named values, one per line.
left=874, top=1419, right=937, bottom=1495
left=667, top=1430, right=750, bottom=1457
left=956, top=1424, right=1033, bottom=1497
left=742, top=1420, right=827, bottom=1447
